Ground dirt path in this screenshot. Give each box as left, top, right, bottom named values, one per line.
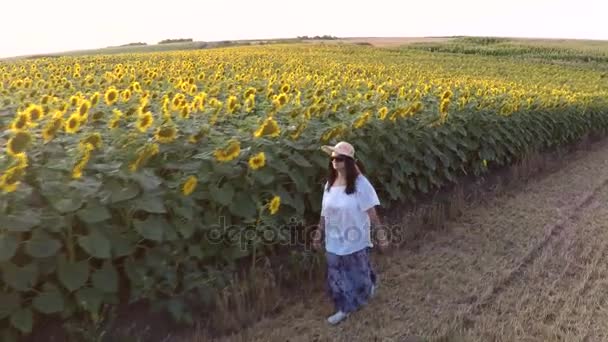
left=207, top=140, right=608, bottom=342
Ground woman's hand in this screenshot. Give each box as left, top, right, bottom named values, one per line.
left=375, top=225, right=390, bottom=252
left=312, top=232, right=323, bottom=251
left=368, top=208, right=389, bottom=252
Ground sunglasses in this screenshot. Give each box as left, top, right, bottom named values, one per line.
left=330, top=156, right=348, bottom=162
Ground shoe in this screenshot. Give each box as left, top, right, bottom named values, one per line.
left=327, top=310, right=349, bottom=325
left=371, top=279, right=379, bottom=297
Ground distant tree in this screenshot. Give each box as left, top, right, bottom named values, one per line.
left=158, top=38, right=194, bottom=44
left=120, top=42, right=147, bottom=47
left=298, top=35, right=338, bottom=40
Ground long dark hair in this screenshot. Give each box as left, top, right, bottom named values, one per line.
left=326, top=155, right=366, bottom=195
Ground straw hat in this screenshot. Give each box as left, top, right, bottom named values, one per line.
left=321, top=141, right=355, bottom=159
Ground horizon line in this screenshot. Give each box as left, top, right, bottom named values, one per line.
left=3, top=34, right=608, bottom=60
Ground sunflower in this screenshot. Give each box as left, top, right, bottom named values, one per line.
left=378, top=107, right=388, bottom=120
left=7, top=131, right=33, bottom=156
left=245, top=94, right=255, bottom=113
left=42, top=126, right=56, bottom=143
left=353, top=112, right=371, bottom=129
left=332, top=101, right=344, bottom=113
left=181, top=175, right=198, bottom=196
left=409, top=101, right=423, bottom=115
left=0, top=166, right=25, bottom=193
left=248, top=152, right=266, bottom=170
left=321, top=125, right=345, bottom=142
left=171, top=93, right=185, bottom=111
left=70, top=95, right=80, bottom=107
left=196, top=92, right=207, bottom=110
left=213, top=139, right=241, bottom=162
left=78, top=99, right=91, bottom=117
left=121, top=89, right=131, bottom=102
left=208, top=97, right=220, bottom=108
left=10, top=112, right=30, bottom=132
left=398, top=86, right=407, bottom=99
left=13, top=153, right=28, bottom=169
left=138, top=97, right=150, bottom=112
left=131, top=82, right=142, bottom=93
left=277, top=93, right=288, bottom=106
left=305, top=105, right=318, bottom=119
left=24, top=104, right=44, bottom=122
left=226, top=95, right=238, bottom=113
left=48, top=108, right=62, bottom=120
left=42, top=117, right=64, bottom=142
left=136, top=111, right=154, bottom=132
left=58, top=102, right=69, bottom=113
left=458, top=96, right=468, bottom=109
left=191, top=97, right=203, bottom=113
left=441, top=89, right=453, bottom=101
left=253, top=117, right=280, bottom=139
left=179, top=105, right=190, bottom=119
left=71, top=160, right=87, bottom=180
left=105, top=109, right=121, bottom=128
left=129, top=143, right=160, bottom=172
left=154, top=125, right=178, bottom=143
left=79, top=133, right=102, bottom=150
left=188, top=126, right=209, bottom=144
left=104, top=87, right=119, bottom=105
left=72, top=144, right=93, bottom=179
left=65, top=113, right=81, bottom=134
left=439, top=98, right=450, bottom=115
left=244, top=87, right=256, bottom=98
left=267, top=195, right=281, bottom=215
left=180, top=82, right=189, bottom=93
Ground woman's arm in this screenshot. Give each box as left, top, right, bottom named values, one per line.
left=367, top=206, right=381, bottom=227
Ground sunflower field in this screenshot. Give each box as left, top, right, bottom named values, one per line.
left=1, top=42, right=608, bottom=338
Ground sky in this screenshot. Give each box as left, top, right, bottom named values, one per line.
left=1, top=0, right=606, bottom=58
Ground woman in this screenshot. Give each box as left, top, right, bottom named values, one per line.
left=312, top=141, right=387, bottom=325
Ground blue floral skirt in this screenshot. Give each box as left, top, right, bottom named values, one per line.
left=325, top=247, right=377, bottom=313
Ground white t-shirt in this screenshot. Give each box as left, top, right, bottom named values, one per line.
left=320, top=174, right=381, bottom=256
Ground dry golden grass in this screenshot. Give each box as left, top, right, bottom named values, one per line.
left=182, top=139, right=608, bottom=342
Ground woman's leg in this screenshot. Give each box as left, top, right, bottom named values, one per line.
left=326, top=248, right=375, bottom=314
